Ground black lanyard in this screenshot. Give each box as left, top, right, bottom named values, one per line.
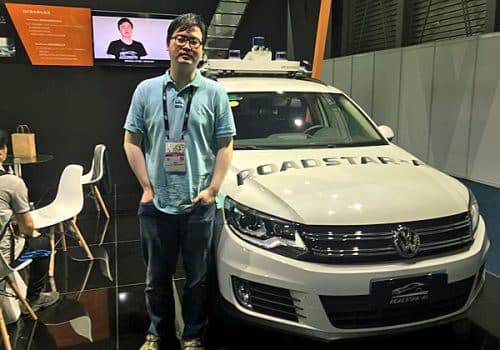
left=163, top=82, right=195, bottom=140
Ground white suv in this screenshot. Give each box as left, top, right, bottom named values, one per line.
left=203, top=55, right=489, bottom=341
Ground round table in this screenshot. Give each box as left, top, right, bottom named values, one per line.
left=4, top=154, right=54, bottom=178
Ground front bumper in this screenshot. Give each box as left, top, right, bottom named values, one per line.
left=215, top=218, right=489, bottom=341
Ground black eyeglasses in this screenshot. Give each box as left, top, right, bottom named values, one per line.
left=172, top=35, right=203, bottom=49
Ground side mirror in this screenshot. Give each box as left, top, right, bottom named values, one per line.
left=378, top=125, right=394, bottom=141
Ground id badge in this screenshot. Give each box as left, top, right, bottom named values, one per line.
left=164, top=141, right=186, bottom=173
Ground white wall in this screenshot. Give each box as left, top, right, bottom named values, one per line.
left=323, top=33, right=500, bottom=188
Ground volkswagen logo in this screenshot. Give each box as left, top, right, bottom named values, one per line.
left=393, top=225, right=420, bottom=258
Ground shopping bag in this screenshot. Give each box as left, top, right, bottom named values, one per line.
left=11, top=124, right=37, bottom=158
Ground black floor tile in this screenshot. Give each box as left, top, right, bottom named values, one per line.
left=53, top=244, right=115, bottom=293
left=5, top=288, right=117, bottom=350
left=116, top=241, right=146, bottom=286
left=115, top=214, right=141, bottom=243
left=41, top=288, right=117, bottom=349
left=117, top=284, right=149, bottom=347
left=468, top=273, right=500, bottom=339
left=68, top=216, right=115, bottom=247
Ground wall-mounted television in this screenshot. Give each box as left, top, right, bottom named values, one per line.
left=92, top=10, right=176, bottom=67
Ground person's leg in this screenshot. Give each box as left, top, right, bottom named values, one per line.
left=23, top=235, right=50, bottom=299
left=20, top=235, right=59, bottom=313
left=181, top=202, right=216, bottom=342
left=138, top=201, right=181, bottom=342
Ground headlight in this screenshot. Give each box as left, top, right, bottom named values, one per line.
left=468, top=189, right=480, bottom=234
left=224, top=197, right=308, bottom=258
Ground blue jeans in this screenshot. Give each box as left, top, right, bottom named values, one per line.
left=138, top=201, right=216, bottom=342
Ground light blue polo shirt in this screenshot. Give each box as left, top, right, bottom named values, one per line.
left=124, top=70, right=236, bottom=214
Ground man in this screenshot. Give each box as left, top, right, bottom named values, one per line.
left=123, top=13, right=235, bottom=350
left=107, top=17, right=147, bottom=60
left=0, top=128, right=59, bottom=312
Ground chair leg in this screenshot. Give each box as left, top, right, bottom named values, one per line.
left=6, top=276, right=38, bottom=321
left=99, top=218, right=111, bottom=246
left=49, top=226, right=56, bottom=279
left=70, top=220, right=94, bottom=260
left=90, top=186, right=101, bottom=213
left=93, top=185, right=110, bottom=219
left=58, top=222, right=67, bottom=252
left=0, top=308, right=12, bottom=350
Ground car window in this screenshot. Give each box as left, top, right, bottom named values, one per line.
left=229, top=91, right=387, bottom=149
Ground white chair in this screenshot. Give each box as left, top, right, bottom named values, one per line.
left=30, top=165, right=94, bottom=279
left=81, top=144, right=110, bottom=219
left=0, top=249, right=38, bottom=350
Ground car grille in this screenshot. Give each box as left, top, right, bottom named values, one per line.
left=319, top=276, right=474, bottom=329
left=298, top=212, right=473, bottom=263
left=232, top=277, right=304, bottom=322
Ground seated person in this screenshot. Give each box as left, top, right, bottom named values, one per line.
left=0, top=128, right=59, bottom=312
left=107, top=17, right=147, bottom=60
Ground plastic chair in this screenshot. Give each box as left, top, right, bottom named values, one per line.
left=81, top=144, right=110, bottom=219
left=30, top=165, right=94, bottom=279
left=0, top=248, right=38, bottom=350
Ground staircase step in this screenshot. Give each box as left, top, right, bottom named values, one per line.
left=205, top=46, right=230, bottom=51
left=214, top=11, right=245, bottom=15
left=207, top=34, right=235, bottom=40
left=212, top=23, right=240, bottom=28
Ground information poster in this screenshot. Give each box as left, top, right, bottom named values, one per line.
left=5, top=3, right=93, bottom=66
left=0, top=4, right=17, bottom=62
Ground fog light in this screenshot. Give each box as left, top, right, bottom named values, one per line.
left=232, top=276, right=253, bottom=309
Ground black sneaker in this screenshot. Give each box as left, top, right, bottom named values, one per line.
left=22, top=291, right=60, bottom=314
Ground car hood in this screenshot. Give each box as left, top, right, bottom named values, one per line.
left=222, top=145, right=469, bottom=225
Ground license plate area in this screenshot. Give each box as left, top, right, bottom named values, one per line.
left=370, top=273, right=447, bottom=308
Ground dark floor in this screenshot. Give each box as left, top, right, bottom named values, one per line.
left=2, top=186, right=500, bottom=350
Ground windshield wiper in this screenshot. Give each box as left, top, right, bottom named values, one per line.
left=233, top=145, right=265, bottom=150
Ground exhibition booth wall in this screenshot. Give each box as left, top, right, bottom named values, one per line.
left=322, top=32, right=500, bottom=189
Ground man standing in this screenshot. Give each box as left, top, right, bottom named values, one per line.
left=123, top=13, right=235, bottom=350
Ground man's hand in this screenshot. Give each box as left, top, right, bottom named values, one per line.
left=192, top=188, right=217, bottom=206
left=140, top=188, right=154, bottom=203
left=30, top=230, right=42, bottom=238
left=21, top=229, right=41, bottom=238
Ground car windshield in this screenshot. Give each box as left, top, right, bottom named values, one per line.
left=228, top=92, right=387, bottom=149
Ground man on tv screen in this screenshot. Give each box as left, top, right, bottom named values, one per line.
left=107, top=17, right=147, bottom=60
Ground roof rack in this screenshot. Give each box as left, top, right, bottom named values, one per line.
left=200, top=50, right=311, bottom=79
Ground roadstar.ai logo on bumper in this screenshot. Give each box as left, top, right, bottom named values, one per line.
left=390, top=282, right=429, bottom=305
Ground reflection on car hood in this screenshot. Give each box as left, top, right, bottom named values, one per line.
left=222, top=145, right=468, bottom=225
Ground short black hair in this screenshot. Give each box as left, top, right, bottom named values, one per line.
left=167, top=13, right=206, bottom=46
left=0, top=128, right=8, bottom=149
left=118, top=18, right=133, bottom=29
